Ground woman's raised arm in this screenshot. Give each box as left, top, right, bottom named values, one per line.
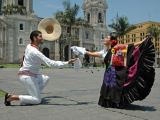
left=134, top=37, right=148, bottom=47
left=86, top=51, right=102, bottom=58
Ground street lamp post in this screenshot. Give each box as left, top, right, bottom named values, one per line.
left=158, top=49, right=159, bottom=67
left=91, top=44, right=98, bottom=63
left=56, top=34, right=66, bottom=61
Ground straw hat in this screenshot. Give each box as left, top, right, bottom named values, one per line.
left=38, top=17, right=61, bottom=41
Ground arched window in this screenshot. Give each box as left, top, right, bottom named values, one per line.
left=18, top=0, right=23, bottom=6
left=88, top=13, right=90, bottom=22
left=67, top=27, right=70, bottom=33
left=18, top=36, right=25, bottom=45
left=19, top=21, right=25, bottom=31
left=43, top=48, right=50, bottom=58
left=86, top=33, right=88, bottom=39
left=98, top=13, right=102, bottom=23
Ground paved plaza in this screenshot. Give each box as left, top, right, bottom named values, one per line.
left=0, top=67, right=159, bottom=120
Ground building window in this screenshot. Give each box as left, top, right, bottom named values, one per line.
left=88, top=13, right=90, bottom=22
left=86, top=33, right=88, bottom=39
left=141, top=25, right=143, bottom=28
left=134, top=39, right=136, bottom=42
left=19, top=21, right=25, bottom=31
left=126, top=35, right=127, bottom=38
left=132, top=34, right=133, bottom=38
left=102, top=45, right=104, bottom=49
left=132, top=39, right=133, bottom=42
left=128, top=40, right=130, bottom=43
left=139, top=26, right=140, bottom=28
left=18, top=36, right=25, bottom=45
left=18, top=0, right=23, bottom=6
left=143, top=33, right=145, bottom=36
left=134, top=34, right=136, bottom=37
left=140, top=33, right=142, bottom=36
left=126, top=40, right=127, bottom=43
left=101, top=33, right=105, bottom=40
left=140, top=38, right=142, bottom=41
left=67, top=27, right=70, bottom=33
left=98, top=13, right=102, bottom=23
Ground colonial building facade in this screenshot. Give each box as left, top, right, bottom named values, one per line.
left=0, top=0, right=110, bottom=63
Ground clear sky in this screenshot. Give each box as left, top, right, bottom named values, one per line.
left=34, top=0, right=160, bottom=30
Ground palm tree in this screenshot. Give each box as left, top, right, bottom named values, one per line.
left=2, top=4, right=27, bottom=16
left=0, top=0, right=5, bottom=15
left=53, top=0, right=80, bottom=65
left=147, top=26, right=160, bottom=67
left=108, top=16, right=137, bottom=44
left=75, top=17, right=90, bottom=27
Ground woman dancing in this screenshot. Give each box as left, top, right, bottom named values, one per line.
left=73, top=35, right=155, bottom=108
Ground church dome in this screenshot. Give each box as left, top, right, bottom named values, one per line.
left=30, top=12, right=38, bottom=19
left=82, top=0, right=108, bottom=10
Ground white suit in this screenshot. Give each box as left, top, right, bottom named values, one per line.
left=19, top=44, right=68, bottom=105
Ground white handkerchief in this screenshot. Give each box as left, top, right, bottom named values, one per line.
left=74, top=58, right=82, bottom=73
left=71, top=46, right=86, bottom=58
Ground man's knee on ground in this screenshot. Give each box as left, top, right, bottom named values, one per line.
left=33, top=97, right=42, bottom=104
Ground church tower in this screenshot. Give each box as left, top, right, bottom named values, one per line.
left=81, top=0, right=110, bottom=56
left=0, top=0, right=39, bottom=63
left=82, top=0, right=108, bottom=26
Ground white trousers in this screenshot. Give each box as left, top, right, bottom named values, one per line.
left=19, top=74, right=49, bottom=105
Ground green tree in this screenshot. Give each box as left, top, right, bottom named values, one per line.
left=0, top=0, right=5, bottom=15
left=75, top=17, right=90, bottom=27
left=147, top=26, right=160, bottom=67
left=54, top=1, right=79, bottom=64
left=108, top=16, right=137, bottom=44
left=2, top=4, right=27, bottom=16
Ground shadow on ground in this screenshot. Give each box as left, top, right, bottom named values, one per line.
left=41, top=95, right=95, bottom=106
left=119, top=104, right=156, bottom=111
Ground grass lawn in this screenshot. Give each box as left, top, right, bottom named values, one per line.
left=0, top=90, right=5, bottom=98
left=0, top=63, right=105, bottom=69
left=0, top=64, right=20, bottom=68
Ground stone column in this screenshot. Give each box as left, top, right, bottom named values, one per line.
left=54, top=41, right=60, bottom=61
left=104, top=10, right=106, bottom=25
left=0, top=25, right=2, bottom=59
left=5, top=27, right=9, bottom=62
left=4, top=27, right=8, bottom=61
left=79, top=27, right=83, bottom=62
left=2, top=28, right=5, bottom=61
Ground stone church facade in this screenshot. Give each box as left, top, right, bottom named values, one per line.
left=0, top=0, right=110, bottom=63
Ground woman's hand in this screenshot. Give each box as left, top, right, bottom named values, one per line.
left=68, top=58, right=78, bottom=64
left=134, top=36, right=148, bottom=47
left=142, top=36, right=148, bottom=42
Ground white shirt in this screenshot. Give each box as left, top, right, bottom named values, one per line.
left=19, top=44, right=68, bottom=74
left=98, top=48, right=108, bottom=60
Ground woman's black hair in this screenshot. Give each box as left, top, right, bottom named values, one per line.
left=110, top=35, right=118, bottom=47
left=30, top=30, right=42, bottom=43
left=110, top=35, right=117, bottom=41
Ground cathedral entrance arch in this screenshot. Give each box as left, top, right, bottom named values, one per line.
left=64, top=45, right=69, bottom=61
left=85, top=49, right=90, bottom=63
left=43, top=48, right=49, bottom=58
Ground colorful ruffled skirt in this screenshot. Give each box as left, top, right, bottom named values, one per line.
left=98, top=37, right=155, bottom=108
